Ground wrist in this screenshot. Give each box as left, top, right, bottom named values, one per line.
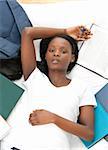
left=51, top=113, right=57, bottom=124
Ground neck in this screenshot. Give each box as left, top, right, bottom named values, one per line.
left=48, top=70, right=71, bottom=87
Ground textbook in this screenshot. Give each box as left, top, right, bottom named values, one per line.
left=95, top=83, right=108, bottom=113
left=77, top=23, right=108, bottom=79
left=81, top=83, right=108, bottom=148
left=0, top=73, right=24, bottom=120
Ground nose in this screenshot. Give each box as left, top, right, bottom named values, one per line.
left=53, top=50, right=60, bottom=57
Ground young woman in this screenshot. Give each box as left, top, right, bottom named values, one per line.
left=1, top=26, right=96, bottom=150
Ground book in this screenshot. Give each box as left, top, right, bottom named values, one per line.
left=0, top=73, right=24, bottom=120
left=77, top=23, right=108, bottom=79
left=81, top=83, right=108, bottom=148
left=95, top=83, right=108, bottom=113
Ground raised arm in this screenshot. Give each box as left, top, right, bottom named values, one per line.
left=21, top=26, right=91, bottom=80
left=21, top=27, right=66, bottom=80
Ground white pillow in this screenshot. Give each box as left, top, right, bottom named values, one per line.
left=18, top=1, right=108, bottom=92
left=19, top=1, right=94, bottom=27
left=19, top=1, right=94, bottom=60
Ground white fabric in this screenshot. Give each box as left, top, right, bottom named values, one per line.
left=19, top=0, right=108, bottom=29
left=1, top=1, right=108, bottom=149
left=19, top=1, right=96, bottom=62
left=1, top=68, right=96, bottom=150
left=19, top=1, right=108, bottom=78
left=2, top=1, right=107, bottom=149
left=0, top=116, right=11, bottom=140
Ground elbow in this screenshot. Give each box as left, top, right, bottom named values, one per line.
left=85, top=129, right=94, bottom=142
left=21, top=27, right=32, bottom=37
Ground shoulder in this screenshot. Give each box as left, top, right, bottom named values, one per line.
left=72, top=77, right=97, bottom=107
left=23, top=67, right=47, bottom=89
left=72, top=77, right=97, bottom=106
left=72, top=76, right=90, bottom=93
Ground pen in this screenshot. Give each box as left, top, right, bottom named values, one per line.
left=80, top=27, right=86, bottom=33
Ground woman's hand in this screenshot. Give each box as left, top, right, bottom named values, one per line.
left=29, top=109, right=56, bottom=126
left=66, top=25, right=92, bottom=41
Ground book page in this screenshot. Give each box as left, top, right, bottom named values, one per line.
left=77, top=24, right=108, bottom=78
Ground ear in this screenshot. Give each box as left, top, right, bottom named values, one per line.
left=71, top=54, right=75, bottom=63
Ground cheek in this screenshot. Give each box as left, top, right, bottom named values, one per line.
left=60, top=56, right=72, bottom=68
left=45, top=53, right=52, bottom=66
left=45, top=50, right=52, bottom=59
left=63, top=55, right=72, bottom=64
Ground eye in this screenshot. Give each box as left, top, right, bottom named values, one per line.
left=62, top=50, right=67, bottom=54
left=48, top=48, right=55, bottom=52
left=61, top=48, right=67, bottom=54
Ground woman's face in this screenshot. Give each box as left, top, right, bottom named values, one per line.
left=45, top=37, right=75, bottom=72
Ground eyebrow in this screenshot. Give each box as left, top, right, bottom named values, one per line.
left=48, top=45, right=68, bottom=49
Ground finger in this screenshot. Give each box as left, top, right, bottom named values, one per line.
left=29, top=116, right=32, bottom=123
left=83, top=34, right=92, bottom=38
left=29, top=117, right=39, bottom=125
left=78, top=33, right=92, bottom=38
left=39, top=109, right=44, bottom=111
left=82, top=31, right=93, bottom=36
left=31, top=121, right=39, bottom=126
left=79, top=36, right=92, bottom=41
left=85, top=36, right=92, bottom=39
left=79, top=26, right=92, bottom=35
left=33, top=110, right=37, bottom=113
left=29, top=113, right=33, bottom=118
left=79, top=26, right=86, bottom=32
left=77, top=37, right=84, bottom=41
left=29, top=115, right=34, bottom=122
left=29, top=113, right=37, bottom=121
left=79, top=25, right=86, bottom=29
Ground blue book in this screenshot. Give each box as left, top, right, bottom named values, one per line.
left=81, top=83, right=108, bottom=148
left=96, top=84, right=108, bottom=113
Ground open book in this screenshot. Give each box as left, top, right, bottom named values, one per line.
left=77, top=23, right=108, bottom=79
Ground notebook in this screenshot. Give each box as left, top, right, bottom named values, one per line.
left=0, top=73, right=24, bottom=120
left=81, top=83, right=108, bottom=148
left=77, top=23, right=108, bottom=79
left=95, top=83, right=108, bottom=113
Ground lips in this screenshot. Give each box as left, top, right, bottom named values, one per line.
left=52, top=59, right=60, bottom=64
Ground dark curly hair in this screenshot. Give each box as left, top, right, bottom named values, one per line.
left=37, top=35, right=79, bottom=76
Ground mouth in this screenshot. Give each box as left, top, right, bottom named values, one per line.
left=52, top=59, right=60, bottom=64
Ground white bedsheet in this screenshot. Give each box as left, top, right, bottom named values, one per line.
left=14, top=0, right=108, bottom=149
left=1, top=0, right=108, bottom=149
left=12, top=66, right=108, bottom=150
left=10, top=66, right=108, bottom=150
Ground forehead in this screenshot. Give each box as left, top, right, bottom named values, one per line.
left=48, top=37, right=72, bottom=49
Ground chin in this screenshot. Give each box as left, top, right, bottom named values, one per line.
left=49, top=66, right=65, bottom=72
